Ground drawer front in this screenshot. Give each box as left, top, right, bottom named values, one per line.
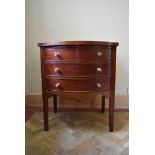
left=44, top=63, right=111, bottom=76
left=46, top=78, right=110, bottom=91
left=43, top=46, right=111, bottom=61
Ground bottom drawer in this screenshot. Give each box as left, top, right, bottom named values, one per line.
left=46, top=78, right=110, bottom=92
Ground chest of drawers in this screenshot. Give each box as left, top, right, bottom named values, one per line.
left=38, top=41, right=119, bottom=132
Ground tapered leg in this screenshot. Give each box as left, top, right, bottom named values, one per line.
left=109, top=96, right=115, bottom=132
left=43, top=94, right=48, bottom=131
left=53, top=95, right=57, bottom=113
left=101, top=96, right=105, bottom=113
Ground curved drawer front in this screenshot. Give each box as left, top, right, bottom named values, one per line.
left=43, top=46, right=111, bottom=61
left=44, top=63, right=111, bottom=76
left=46, top=78, right=110, bottom=91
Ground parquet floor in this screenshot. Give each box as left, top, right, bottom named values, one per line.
left=26, top=112, right=129, bottom=155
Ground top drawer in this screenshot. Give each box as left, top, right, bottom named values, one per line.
left=42, top=46, right=112, bottom=61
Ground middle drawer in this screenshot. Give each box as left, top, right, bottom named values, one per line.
left=44, top=63, right=111, bottom=76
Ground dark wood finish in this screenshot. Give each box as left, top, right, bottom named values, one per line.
left=46, top=78, right=111, bottom=91
left=38, top=41, right=118, bottom=132
left=101, top=96, right=105, bottom=113
left=53, top=95, right=57, bottom=113
left=42, top=94, right=48, bottom=131
left=38, top=41, right=119, bottom=47
left=42, top=46, right=112, bottom=61
left=109, top=47, right=117, bottom=132
left=40, top=48, right=49, bottom=131
left=44, top=63, right=111, bottom=76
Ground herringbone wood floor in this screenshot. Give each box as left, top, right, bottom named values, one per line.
left=26, top=112, right=129, bottom=155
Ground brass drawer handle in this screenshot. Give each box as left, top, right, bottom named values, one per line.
left=97, top=68, right=102, bottom=72
left=55, top=83, right=60, bottom=88
left=97, top=83, right=102, bottom=88
left=54, top=52, right=59, bottom=56
left=97, top=52, right=102, bottom=56
left=54, top=68, right=60, bottom=72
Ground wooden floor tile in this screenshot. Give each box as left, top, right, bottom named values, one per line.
left=26, top=112, right=129, bottom=155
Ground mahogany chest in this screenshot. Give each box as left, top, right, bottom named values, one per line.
left=38, top=41, right=119, bottom=132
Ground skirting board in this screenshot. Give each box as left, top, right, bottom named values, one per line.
left=25, top=95, right=129, bottom=109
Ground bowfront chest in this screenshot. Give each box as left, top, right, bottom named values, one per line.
left=38, top=41, right=119, bottom=132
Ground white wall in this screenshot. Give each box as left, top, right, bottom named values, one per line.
left=26, top=0, right=129, bottom=95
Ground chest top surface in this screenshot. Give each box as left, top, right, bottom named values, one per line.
left=38, top=41, right=119, bottom=47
